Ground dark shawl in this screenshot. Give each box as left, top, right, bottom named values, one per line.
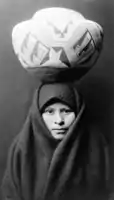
left=1, top=86, right=109, bottom=200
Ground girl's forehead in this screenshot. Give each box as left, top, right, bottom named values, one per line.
left=46, top=102, right=70, bottom=109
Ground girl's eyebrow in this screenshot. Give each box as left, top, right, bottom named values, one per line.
left=60, top=108, right=72, bottom=111
left=46, top=106, right=54, bottom=109
left=45, top=107, right=55, bottom=111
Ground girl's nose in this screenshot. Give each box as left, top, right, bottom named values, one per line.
left=54, top=112, right=64, bottom=125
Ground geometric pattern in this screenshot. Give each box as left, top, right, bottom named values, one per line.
left=52, top=47, right=71, bottom=67
left=73, top=29, right=95, bottom=59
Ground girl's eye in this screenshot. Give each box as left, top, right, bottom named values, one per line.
left=45, top=109, right=54, bottom=114
left=62, top=109, right=72, bottom=114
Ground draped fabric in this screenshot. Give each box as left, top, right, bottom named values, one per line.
left=1, top=85, right=109, bottom=200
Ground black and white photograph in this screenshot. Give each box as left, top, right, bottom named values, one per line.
left=0, top=0, right=113, bottom=200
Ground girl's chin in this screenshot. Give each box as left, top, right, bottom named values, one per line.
left=52, top=132, right=66, bottom=140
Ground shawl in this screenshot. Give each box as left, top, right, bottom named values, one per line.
left=1, top=85, right=109, bottom=200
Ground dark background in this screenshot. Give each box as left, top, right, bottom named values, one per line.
left=0, top=0, right=114, bottom=198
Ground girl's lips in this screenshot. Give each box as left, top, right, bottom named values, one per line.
left=52, top=128, right=67, bottom=131
left=52, top=128, right=68, bottom=134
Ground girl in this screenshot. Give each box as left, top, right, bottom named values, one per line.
left=1, top=82, right=109, bottom=200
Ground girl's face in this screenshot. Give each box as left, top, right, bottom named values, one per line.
left=42, top=103, right=76, bottom=140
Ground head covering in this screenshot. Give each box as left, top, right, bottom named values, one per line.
left=12, top=7, right=104, bottom=83
left=38, top=83, right=80, bottom=114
